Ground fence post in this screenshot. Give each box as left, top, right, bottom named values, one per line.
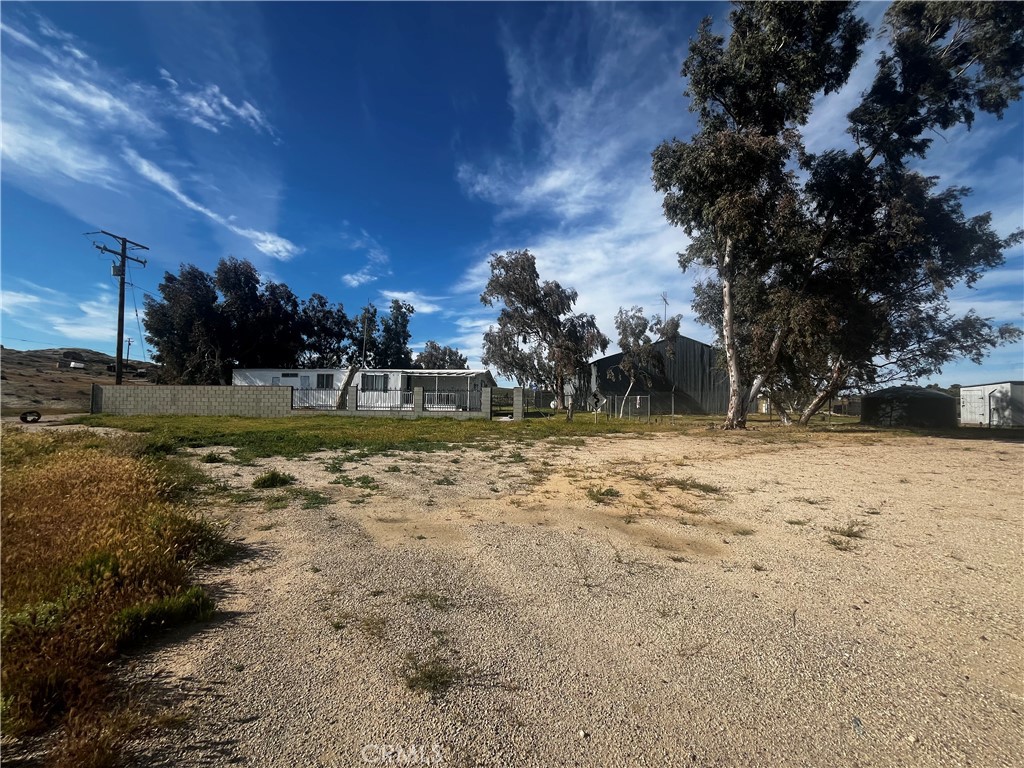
left=347, top=386, right=358, bottom=413
left=513, top=387, right=525, bottom=420
left=413, top=387, right=424, bottom=416
left=482, top=387, right=492, bottom=419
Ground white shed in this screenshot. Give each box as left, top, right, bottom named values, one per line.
left=959, top=381, right=1024, bottom=427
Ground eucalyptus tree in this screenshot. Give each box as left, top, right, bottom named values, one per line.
left=144, top=265, right=229, bottom=384
left=299, top=293, right=351, bottom=369
left=377, top=299, right=416, bottom=369
left=611, top=306, right=682, bottom=417
left=480, top=249, right=608, bottom=413
left=653, top=1, right=869, bottom=428
left=414, top=341, right=469, bottom=370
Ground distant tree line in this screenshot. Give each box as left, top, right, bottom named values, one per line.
left=143, top=257, right=466, bottom=384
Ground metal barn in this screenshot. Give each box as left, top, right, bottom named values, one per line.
left=959, top=381, right=1024, bottom=427
left=589, top=336, right=730, bottom=415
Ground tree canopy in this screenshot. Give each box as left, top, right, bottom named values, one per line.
left=144, top=258, right=416, bottom=383
left=480, top=250, right=608, bottom=412
left=414, top=341, right=469, bottom=370
left=654, top=0, right=1023, bottom=427
left=611, top=306, right=682, bottom=417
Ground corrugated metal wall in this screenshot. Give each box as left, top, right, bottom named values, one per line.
left=590, top=336, right=730, bottom=415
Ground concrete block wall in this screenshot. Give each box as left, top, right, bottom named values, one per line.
left=93, top=384, right=292, bottom=418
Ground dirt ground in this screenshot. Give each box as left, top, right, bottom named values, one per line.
left=57, top=428, right=1024, bottom=765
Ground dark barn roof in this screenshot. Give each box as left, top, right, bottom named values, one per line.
left=590, top=336, right=729, bottom=415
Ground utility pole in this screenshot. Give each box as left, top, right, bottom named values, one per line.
left=660, top=292, right=669, bottom=323
left=90, top=231, right=148, bottom=384
left=126, top=338, right=133, bottom=361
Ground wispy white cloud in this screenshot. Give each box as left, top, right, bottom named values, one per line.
left=121, top=148, right=301, bottom=260
left=341, top=229, right=392, bottom=287
left=1, top=119, right=118, bottom=186
left=1, top=282, right=119, bottom=344
left=379, top=290, right=444, bottom=314
left=1, top=14, right=295, bottom=262
left=158, top=67, right=274, bottom=136
left=453, top=5, right=701, bottom=355
left=0, top=290, right=43, bottom=314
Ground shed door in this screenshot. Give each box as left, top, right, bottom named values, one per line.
left=962, top=389, right=985, bottom=424
left=300, top=375, right=311, bottom=388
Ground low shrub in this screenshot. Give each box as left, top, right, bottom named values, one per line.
left=252, top=469, right=296, bottom=489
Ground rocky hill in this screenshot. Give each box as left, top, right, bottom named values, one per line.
left=0, top=347, right=157, bottom=415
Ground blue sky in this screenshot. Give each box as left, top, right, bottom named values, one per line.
left=2, top=2, right=1021, bottom=387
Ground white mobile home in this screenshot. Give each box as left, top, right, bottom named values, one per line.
left=959, top=381, right=1024, bottom=427
left=232, top=368, right=347, bottom=409
left=232, top=367, right=496, bottom=411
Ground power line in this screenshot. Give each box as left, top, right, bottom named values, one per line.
left=126, top=261, right=151, bottom=363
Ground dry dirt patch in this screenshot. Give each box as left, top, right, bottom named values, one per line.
left=123, top=430, right=1022, bottom=767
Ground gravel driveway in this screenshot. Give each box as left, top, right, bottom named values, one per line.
left=121, top=431, right=1023, bottom=767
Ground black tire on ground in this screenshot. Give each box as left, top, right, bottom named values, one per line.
left=19, top=411, right=42, bottom=423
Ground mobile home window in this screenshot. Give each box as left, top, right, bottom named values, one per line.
left=362, top=373, right=388, bottom=392
left=316, top=373, right=334, bottom=389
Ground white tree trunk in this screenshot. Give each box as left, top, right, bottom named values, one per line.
left=798, top=359, right=845, bottom=425
left=745, top=327, right=785, bottom=415
left=618, top=378, right=635, bottom=419
left=721, top=240, right=746, bottom=429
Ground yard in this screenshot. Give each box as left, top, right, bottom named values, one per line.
left=123, top=423, right=1021, bottom=767
left=4, top=417, right=1021, bottom=766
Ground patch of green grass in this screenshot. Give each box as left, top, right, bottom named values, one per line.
left=252, top=470, right=295, bottom=489
left=507, top=450, right=526, bottom=463
left=72, top=413, right=708, bottom=461
left=826, top=519, right=870, bottom=539
left=828, top=536, right=857, bottom=552
left=225, top=489, right=260, bottom=505
left=112, top=587, right=215, bottom=649
left=296, top=489, right=331, bottom=510
left=402, top=652, right=462, bottom=697
left=200, top=451, right=226, bottom=464
left=658, top=477, right=724, bottom=495
left=586, top=486, right=621, bottom=504
left=549, top=437, right=586, bottom=447
left=359, top=613, right=387, bottom=641
left=263, top=494, right=290, bottom=511
left=405, top=590, right=452, bottom=611
left=384, top=465, right=402, bottom=473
